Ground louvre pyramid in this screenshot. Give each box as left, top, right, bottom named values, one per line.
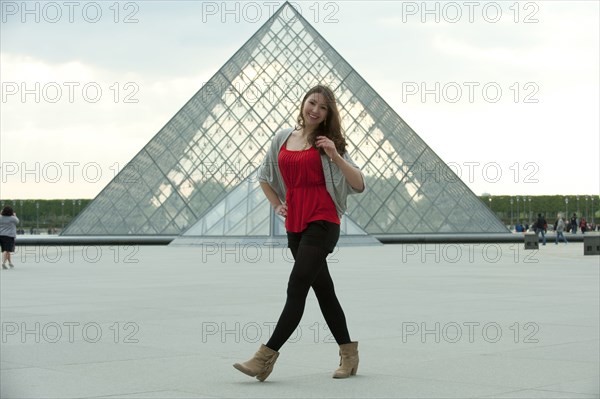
left=176, top=168, right=370, bottom=234
left=62, top=2, right=508, bottom=236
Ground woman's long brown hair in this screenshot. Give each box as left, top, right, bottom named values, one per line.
left=296, top=85, right=347, bottom=156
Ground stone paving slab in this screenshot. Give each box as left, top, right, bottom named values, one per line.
left=1, top=243, right=598, bottom=398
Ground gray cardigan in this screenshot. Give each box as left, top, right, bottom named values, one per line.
left=0, top=216, right=20, bottom=237
left=257, top=127, right=365, bottom=217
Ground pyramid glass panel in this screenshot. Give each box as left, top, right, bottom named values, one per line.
left=181, top=169, right=369, bottom=239
left=62, top=2, right=508, bottom=237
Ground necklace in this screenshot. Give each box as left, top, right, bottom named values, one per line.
left=296, top=128, right=310, bottom=150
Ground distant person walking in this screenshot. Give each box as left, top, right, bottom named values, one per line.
left=555, top=214, right=568, bottom=244
left=535, top=213, right=547, bottom=245
left=570, top=213, right=578, bottom=234
left=0, top=206, right=19, bottom=269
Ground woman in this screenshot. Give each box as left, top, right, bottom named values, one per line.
left=0, top=206, right=20, bottom=269
left=233, top=85, right=365, bottom=381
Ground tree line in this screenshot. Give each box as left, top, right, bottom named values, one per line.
left=0, top=199, right=92, bottom=233
left=479, top=195, right=599, bottom=226
left=0, top=195, right=598, bottom=233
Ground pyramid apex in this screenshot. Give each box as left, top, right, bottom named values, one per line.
left=273, top=1, right=303, bottom=18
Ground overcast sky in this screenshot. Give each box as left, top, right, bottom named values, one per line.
left=1, top=0, right=598, bottom=200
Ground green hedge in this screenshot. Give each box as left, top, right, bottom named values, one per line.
left=0, top=199, right=92, bottom=232
left=1, top=196, right=598, bottom=232
left=477, top=195, right=600, bottom=226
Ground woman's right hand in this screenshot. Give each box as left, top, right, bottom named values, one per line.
left=275, top=203, right=287, bottom=218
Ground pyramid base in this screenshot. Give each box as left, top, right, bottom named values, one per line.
left=169, top=235, right=382, bottom=247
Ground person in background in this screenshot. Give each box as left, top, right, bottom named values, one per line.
left=535, top=213, right=547, bottom=245
left=570, top=213, right=578, bottom=234
left=579, top=217, right=587, bottom=234
left=555, top=214, right=568, bottom=245
left=0, top=206, right=20, bottom=269
left=515, top=222, right=524, bottom=233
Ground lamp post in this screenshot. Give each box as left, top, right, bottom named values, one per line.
left=528, top=197, right=531, bottom=224
left=592, top=196, right=595, bottom=225
left=510, top=198, right=514, bottom=227
left=565, top=197, right=569, bottom=220
left=516, top=197, right=520, bottom=223
left=36, top=202, right=39, bottom=232
left=585, top=196, right=589, bottom=219
left=61, top=201, right=65, bottom=230
left=576, top=195, right=580, bottom=215
left=488, top=196, right=492, bottom=210
left=521, top=197, right=525, bottom=224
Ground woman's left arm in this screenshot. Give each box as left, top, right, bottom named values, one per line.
left=331, top=154, right=364, bottom=192
left=316, top=136, right=364, bottom=192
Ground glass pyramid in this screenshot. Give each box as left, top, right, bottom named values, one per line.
left=62, top=2, right=508, bottom=236
left=178, top=169, right=369, bottom=237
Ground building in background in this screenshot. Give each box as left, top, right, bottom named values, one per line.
left=62, top=2, right=508, bottom=239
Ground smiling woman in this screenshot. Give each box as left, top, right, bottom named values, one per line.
left=295, top=86, right=347, bottom=157
left=232, top=85, right=365, bottom=382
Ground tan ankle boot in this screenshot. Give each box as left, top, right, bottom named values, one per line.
left=333, top=341, right=359, bottom=378
left=233, top=344, right=279, bottom=382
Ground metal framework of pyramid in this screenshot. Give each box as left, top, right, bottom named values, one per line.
left=179, top=168, right=369, bottom=233
left=62, top=2, right=508, bottom=237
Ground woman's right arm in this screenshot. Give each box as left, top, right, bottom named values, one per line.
left=260, top=182, right=287, bottom=217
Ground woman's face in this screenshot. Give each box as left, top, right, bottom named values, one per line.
left=302, top=92, right=328, bottom=129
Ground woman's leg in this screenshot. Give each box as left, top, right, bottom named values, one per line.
left=311, top=263, right=351, bottom=345
left=266, top=243, right=331, bottom=351
left=5, top=237, right=14, bottom=265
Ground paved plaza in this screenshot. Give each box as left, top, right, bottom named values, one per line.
left=1, top=242, right=598, bottom=398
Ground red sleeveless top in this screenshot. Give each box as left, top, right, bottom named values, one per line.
left=278, top=143, right=340, bottom=233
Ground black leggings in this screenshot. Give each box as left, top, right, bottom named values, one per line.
left=266, top=220, right=351, bottom=351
